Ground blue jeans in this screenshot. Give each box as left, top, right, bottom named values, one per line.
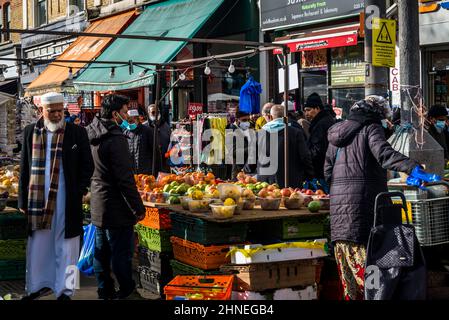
left=93, top=226, right=135, bottom=298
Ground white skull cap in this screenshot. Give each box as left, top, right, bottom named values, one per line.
left=41, top=92, right=64, bottom=105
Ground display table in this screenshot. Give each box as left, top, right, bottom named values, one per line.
left=143, top=202, right=329, bottom=223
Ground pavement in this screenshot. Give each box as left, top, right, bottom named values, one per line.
left=0, top=272, right=161, bottom=300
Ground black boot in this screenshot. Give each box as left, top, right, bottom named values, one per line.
left=98, top=288, right=118, bottom=300
left=21, top=287, right=52, bottom=300
left=57, top=294, right=72, bottom=301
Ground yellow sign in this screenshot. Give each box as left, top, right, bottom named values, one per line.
left=372, top=18, right=396, bottom=68
left=392, top=200, right=413, bottom=224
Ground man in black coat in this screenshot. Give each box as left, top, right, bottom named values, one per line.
left=85, top=94, right=145, bottom=300
left=19, top=92, right=94, bottom=300
left=257, top=105, right=314, bottom=188
left=324, top=96, right=426, bottom=300
left=304, top=93, right=336, bottom=181
left=124, top=109, right=161, bottom=175
left=427, top=105, right=449, bottom=161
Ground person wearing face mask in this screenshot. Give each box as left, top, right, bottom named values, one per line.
left=226, top=111, right=256, bottom=180
left=123, top=109, right=160, bottom=175
left=146, top=104, right=171, bottom=173
left=85, top=94, right=146, bottom=300
left=427, top=105, right=449, bottom=160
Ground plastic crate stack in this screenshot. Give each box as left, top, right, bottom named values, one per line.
left=0, top=207, right=27, bottom=281
left=216, top=215, right=330, bottom=301
left=165, top=212, right=248, bottom=300
left=134, top=207, right=173, bottom=297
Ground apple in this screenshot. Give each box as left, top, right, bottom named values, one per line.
left=267, top=185, right=276, bottom=192
left=316, top=189, right=325, bottom=196
left=272, top=190, right=282, bottom=198
left=258, top=188, right=268, bottom=198
left=305, top=190, right=314, bottom=196
left=281, top=188, right=292, bottom=197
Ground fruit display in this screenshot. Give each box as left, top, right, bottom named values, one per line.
left=236, top=172, right=257, bottom=185
left=217, top=184, right=242, bottom=202
left=209, top=204, right=236, bottom=219
left=308, top=201, right=321, bottom=213
left=283, top=192, right=304, bottom=210
left=241, top=189, right=256, bottom=210
left=258, top=197, right=282, bottom=211
left=0, top=165, right=19, bottom=196
left=188, top=199, right=213, bottom=213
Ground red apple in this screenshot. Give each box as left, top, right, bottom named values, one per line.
left=305, top=190, right=314, bottom=196
left=258, top=188, right=268, bottom=198
left=267, top=185, right=276, bottom=192
left=281, top=188, right=292, bottom=197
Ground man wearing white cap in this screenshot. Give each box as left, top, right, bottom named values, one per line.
left=19, top=92, right=94, bottom=300
left=123, top=108, right=159, bottom=175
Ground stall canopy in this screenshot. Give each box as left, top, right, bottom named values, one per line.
left=73, top=0, right=224, bottom=92
left=25, top=10, right=137, bottom=96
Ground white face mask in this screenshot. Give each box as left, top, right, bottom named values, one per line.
left=150, top=114, right=161, bottom=121
left=239, top=121, right=251, bottom=131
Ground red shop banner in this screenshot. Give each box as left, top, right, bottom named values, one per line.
left=274, top=34, right=358, bottom=54
left=188, top=103, right=203, bottom=119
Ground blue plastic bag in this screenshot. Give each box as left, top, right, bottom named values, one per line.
left=77, top=224, right=96, bottom=276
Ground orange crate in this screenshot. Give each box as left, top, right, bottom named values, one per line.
left=171, top=236, right=235, bottom=270
left=139, top=207, right=171, bottom=230
left=164, top=275, right=234, bottom=300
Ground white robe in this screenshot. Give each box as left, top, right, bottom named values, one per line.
left=26, top=131, right=80, bottom=298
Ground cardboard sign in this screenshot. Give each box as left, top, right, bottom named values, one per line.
left=372, top=18, right=397, bottom=68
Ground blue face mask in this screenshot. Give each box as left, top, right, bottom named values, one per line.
left=381, top=119, right=388, bottom=129
left=117, top=113, right=136, bottom=131
left=435, top=120, right=446, bottom=133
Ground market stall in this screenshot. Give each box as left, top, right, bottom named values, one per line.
left=133, top=172, right=331, bottom=300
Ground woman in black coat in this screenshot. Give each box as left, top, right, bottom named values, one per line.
left=324, top=96, right=420, bottom=300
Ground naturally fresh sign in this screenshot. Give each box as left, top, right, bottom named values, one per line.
left=260, top=0, right=364, bottom=31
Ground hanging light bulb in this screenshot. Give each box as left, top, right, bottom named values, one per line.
left=139, top=69, right=147, bottom=77
left=204, top=63, right=211, bottom=76
left=110, top=67, right=116, bottom=79
left=179, top=72, right=186, bottom=81
left=68, top=67, right=73, bottom=80
left=228, top=60, right=235, bottom=74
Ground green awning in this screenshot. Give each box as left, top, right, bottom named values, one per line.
left=74, top=0, right=224, bottom=92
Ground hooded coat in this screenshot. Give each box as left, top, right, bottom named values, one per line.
left=257, top=118, right=314, bottom=188
left=324, top=116, right=419, bottom=245
left=85, top=117, right=145, bottom=229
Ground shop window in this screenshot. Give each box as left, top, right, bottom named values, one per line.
left=331, top=87, right=365, bottom=119
left=300, top=49, right=328, bottom=106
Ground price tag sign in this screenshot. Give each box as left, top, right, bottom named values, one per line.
left=188, top=103, right=203, bottom=119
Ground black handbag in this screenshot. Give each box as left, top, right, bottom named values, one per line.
left=364, top=192, right=427, bottom=300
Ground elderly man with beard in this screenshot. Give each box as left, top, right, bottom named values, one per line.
left=19, top=92, right=94, bottom=300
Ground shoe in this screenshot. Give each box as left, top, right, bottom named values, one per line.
left=118, top=289, right=145, bottom=300
left=21, top=287, right=52, bottom=300
left=98, top=288, right=118, bottom=300
left=57, top=294, right=72, bottom=301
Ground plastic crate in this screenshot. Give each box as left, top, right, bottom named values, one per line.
left=170, top=236, right=236, bottom=270
left=0, top=239, right=27, bottom=260
left=135, top=224, right=172, bottom=253
left=276, top=216, right=327, bottom=240
left=138, top=266, right=172, bottom=296
left=138, top=246, right=172, bottom=275
left=164, top=275, right=234, bottom=300
left=170, top=213, right=248, bottom=245
left=0, top=209, right=27, bottom=240
left=409, top=197, right=449, bottom=246
left=139, top=207, right=172, bottom=230
left=0, top=260, right=26, bottom=280
left=170, top=259, right=224, bottom=277
left=220, top=259, right=323, bottom=292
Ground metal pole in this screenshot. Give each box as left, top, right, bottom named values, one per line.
left=397, top=0, right=420, bottom=125
left=152, top=70, right=161, bottom=176
left=283, top=50, right=289, bottom=188
left=364, top=0, right=389, bottom=96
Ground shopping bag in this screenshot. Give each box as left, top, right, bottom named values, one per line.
left=77, top=223, right=96, bottom=276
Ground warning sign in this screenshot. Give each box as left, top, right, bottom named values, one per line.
left=372, top=18, right=396, bottom=68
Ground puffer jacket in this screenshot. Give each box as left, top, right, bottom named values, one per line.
left=324, top=120, right=419, bottom=245
left=86, top=117, right=145, bottom=229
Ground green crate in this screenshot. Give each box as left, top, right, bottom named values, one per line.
left=0, top=260, right=26, bottom=280
left=0, top=210, right=27, bottom=240
left=0, top=239, right=27, bottom=260
left=135, top=224, right=172, bottom=253
left=170, top=259, right=223, bottom=277
left=170, top=213, right=248, bottom=245
left=277, top=216, right=328, bottom=240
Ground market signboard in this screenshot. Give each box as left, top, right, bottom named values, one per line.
left=331, top=46, right=365, bottom=86
left=260, top=0, right=365, bottom=31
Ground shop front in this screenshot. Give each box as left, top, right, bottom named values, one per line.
left=260, top=0, right=366, bottom=118
left=420, top=2, right=449, bottom=108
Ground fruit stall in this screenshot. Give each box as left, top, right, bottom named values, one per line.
left=133, top=171, right=334, bottom=300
